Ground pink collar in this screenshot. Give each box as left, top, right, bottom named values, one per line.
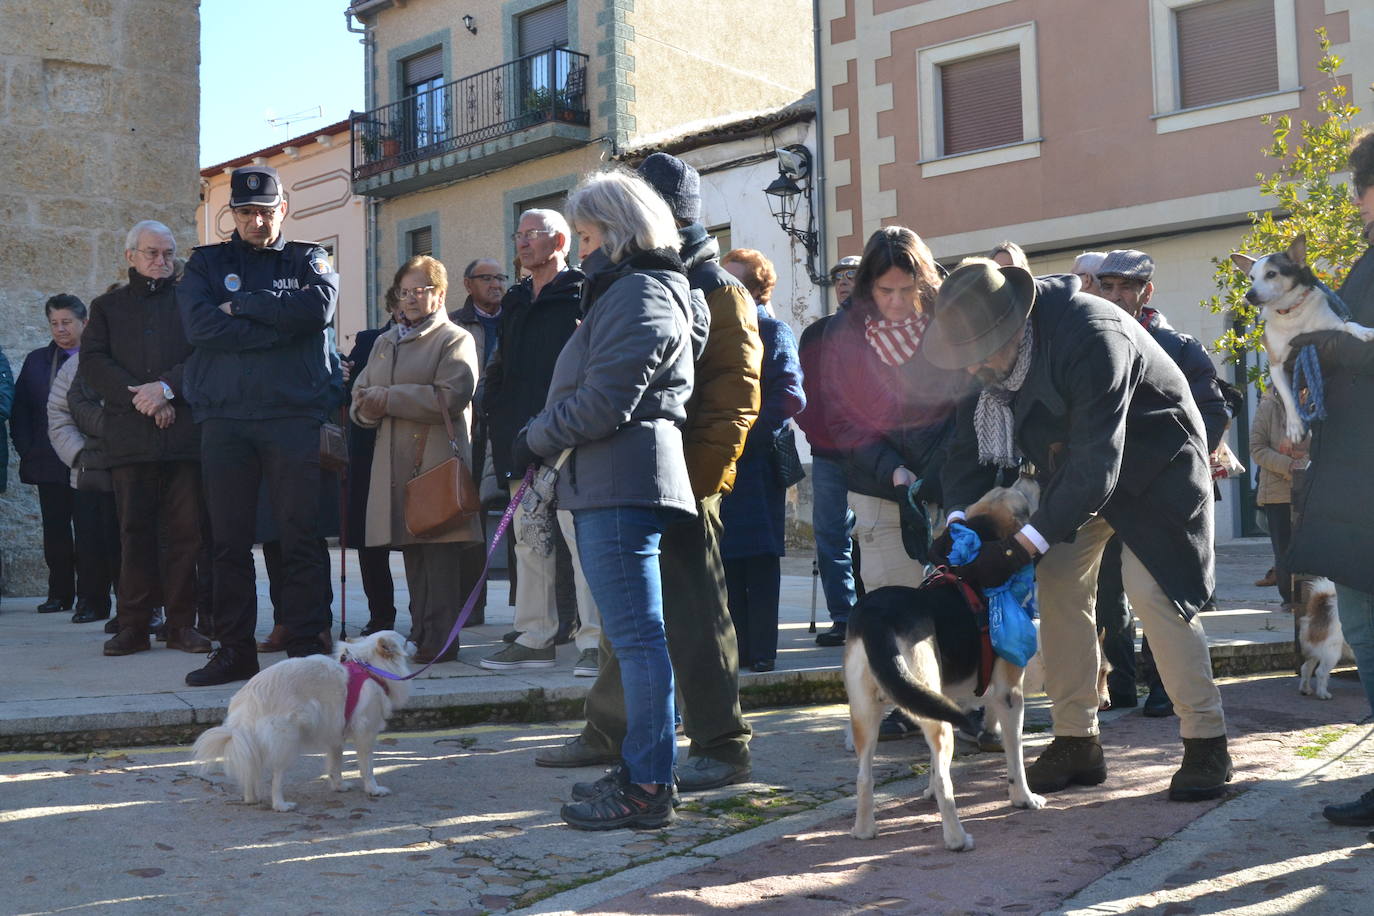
left=343, top=658, right=388, bottom=724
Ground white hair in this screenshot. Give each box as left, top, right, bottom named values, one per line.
left=521, top=208, right=572, bottom=255
left=125, top=220, right=175, bottom=252
left=565, top=170, right=680, bottom=263
left=1072, top=251, right=1107, bottom=276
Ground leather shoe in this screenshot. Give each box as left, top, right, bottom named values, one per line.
left=751, top=659, right=775, bottom=672
left=72, top=600, right=111, bottom=623
left=257, top=624, right=289, bottom=653
left=37, top=598, right=73, bottom=613
left=535, top=735, right=620, bottom=769
left=1026, top=735, right=1107, bottom=794
left=104, top=618, right=119, bottom=634
left=1325, top=788, right=1374, bottom=826
left=103, top=628, right=151, bottom=656
left=1143, top=683, right=1175, bottom=718
left=360, top=615, right=397, bottom=637
left=166, top=627, right=212, bottom=654
left=185, top=647, right=259, bottom=687
left=815, top=622, right=846, bottom=647
left=676, top=756, right=751, bottom=792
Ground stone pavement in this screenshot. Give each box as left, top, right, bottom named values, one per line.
left=0, top=539, right=1297, bottom=751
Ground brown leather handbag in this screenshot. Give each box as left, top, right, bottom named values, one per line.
left=403, top=391, right=480, bottom=538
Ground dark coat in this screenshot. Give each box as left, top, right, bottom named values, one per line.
left=483, top=266, right=584, bottom=481
left=1140, top=307, right=1229, bottom=452
left=942, top=275, right=1215, bottom=618
left=795, top=309, right=845, bottom=459
left=0, top=347, right=14, bottom=492
left=79, top=269, right=199, bottom=465
left=721, top=306, right=805, bottom=559
left=1288, top=245, right=1374, bottom=592
left=823, top=305, right=968, bottom=503
left=11, top=342, right=73, bottom=485
left=343, top=324, right=388, bottom=545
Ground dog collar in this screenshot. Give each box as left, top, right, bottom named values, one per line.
left=342, top=658, right=389, bottom=724
left=1274, top=287, right=1315, bottom=316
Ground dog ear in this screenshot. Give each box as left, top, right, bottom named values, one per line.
left=1286, top=234, right=1307, bottom=265
left=1230, top=253, right=1256, bottom=273
left=375, top=635, right=398, bottom=660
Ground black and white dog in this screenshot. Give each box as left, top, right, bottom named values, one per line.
left=845, top=484, right=1045, bottom=852
left=1232, top=234, right=1374, bottom=442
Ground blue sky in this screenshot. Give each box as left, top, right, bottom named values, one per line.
left=200, top=0, right=364, bottom=167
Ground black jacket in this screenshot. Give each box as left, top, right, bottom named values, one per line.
left=1139, top=307, right=1229, bottom=452
left=11, top=341, right=72, bottom=485
left=80, top=269, right=199, bottom=465
left=943, top=276, right=1215, bottom=618
left=177, top=232, right=339, bottom=422
left=483, top=266, right=585, bottom=480
left=343, top=324, right=389, bottom=543
left=1289, top=245, right=1374, bottom=592
left=0, top=348, right=13, bottom=492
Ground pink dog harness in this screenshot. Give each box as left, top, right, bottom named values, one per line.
left=343, top=659, right=388, bottom=724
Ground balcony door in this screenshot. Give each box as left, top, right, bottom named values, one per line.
left=403, top=48, right=447, bottom=155
left=516, top=2, right=570, bottom=120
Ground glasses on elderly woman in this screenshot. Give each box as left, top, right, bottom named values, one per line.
left=398, top=285, right=438, bottom=300
left=831, top=269, right=857, bottom=282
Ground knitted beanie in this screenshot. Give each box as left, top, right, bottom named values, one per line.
left=637, top=152, right=701, bottom=223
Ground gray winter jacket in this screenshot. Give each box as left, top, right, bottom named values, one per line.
left=525, top=248, right=702, bottom=515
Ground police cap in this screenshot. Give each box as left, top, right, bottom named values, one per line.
left=230, top=166, right=284, bottom=208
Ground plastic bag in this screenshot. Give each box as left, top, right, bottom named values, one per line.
left=946, top=522, right=1039, bottom=665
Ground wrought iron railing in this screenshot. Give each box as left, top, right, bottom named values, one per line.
left=351, top=47, right=590, bottom=180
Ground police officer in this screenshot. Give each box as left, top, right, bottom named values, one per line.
left=177, top=165, right=339, bottom=686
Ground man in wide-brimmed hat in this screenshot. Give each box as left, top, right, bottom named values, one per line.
left=926, top=259, right=1231, bottom=803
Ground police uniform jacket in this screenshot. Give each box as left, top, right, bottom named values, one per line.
left=176, top=232, right=338, bottom=422
left=942, top=275, right=1215, bottom=618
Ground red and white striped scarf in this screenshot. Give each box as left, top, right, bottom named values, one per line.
left=863, top=313, right=929, bottom=366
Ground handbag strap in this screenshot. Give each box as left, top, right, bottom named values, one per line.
left=410, top=388, right=463, bottom=479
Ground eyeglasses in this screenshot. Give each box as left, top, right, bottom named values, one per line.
left=831, top=269, right=857, bottom=282
left=133, top=248, right=176, bottom=262
left=398, top=285, right=438, bottom=300
left=468, top=273, right=509, bottom=283
left=511, top=229, right=555, bottom=242
left=233, top=206, right=278, bottom=220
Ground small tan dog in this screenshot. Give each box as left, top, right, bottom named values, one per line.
left=1298, top=578, right=1353, bottom=700
left=192, top=630, right=413, bottom=811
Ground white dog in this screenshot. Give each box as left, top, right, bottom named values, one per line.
left=1298, top=578, right=1354, bottom=700
left=192, top=630, right=413, bottom=812
left=1232, top=235, right=1374, bottom=442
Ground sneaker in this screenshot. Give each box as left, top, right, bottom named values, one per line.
left=1026, top=735, right=1107, bottom=794
left=561, top=780, right=676, bottom=831
left=676, top=756, right=751, bottom=792
left=572, top=762, right=682, bottom=807
left=535, top=735, right=620, bottom=769
left=480, top=642, right=556, bottom=670
left=149, top=607, right=167, bottom=641
left=1327, top=788, right=1374, bottom=826
left=573, top=648, right=599, bottom=677
left=1168, top=736, right=1234, bottom=801
left=878, top=708, right=920, bottom=742
left=502, top=630, right=522, bottom=644
left=103, top=628, right=151, bottom=656
left=185, top=647, right=259, bottom=687
left=1143, top=683, right=1175, bottom=718
left=815, top=622, right=846, bottom=647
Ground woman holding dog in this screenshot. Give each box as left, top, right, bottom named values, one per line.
left=511, top=169, right=699, bottom=831
left=350, top=256, right=481, bottom=665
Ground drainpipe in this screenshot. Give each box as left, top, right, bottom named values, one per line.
left=811, top=0, right=831, bottom=314
left=347, top=8, right=383, bottom=329
left=199, top=177, right=212, bottom=243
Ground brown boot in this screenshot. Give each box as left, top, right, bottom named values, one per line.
left=257, top=624, right=289, bottom=653
left=166, top=627, right=212, bottom=654
left=1026, top=735, right=1107, bottom=794
left=1168, top=736, right=1233, bottom=801
left=103, top=628, right=151, bottom=656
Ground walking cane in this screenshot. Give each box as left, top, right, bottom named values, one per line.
left=338, top=405, right=350, bottom=642
left=809, top=557, right=819, bottom=634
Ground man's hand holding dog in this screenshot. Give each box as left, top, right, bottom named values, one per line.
left=954, top=534, right=1035, bottom=591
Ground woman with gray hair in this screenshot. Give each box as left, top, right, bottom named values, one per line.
left=511, top=169, right=701, bottom=830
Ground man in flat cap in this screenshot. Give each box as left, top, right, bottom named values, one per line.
left=927, top=259, right=1230, bottom=802
left=177, top=165, right=339, bottom=686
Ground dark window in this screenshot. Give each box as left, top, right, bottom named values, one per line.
left=1176, top=0, right=1278, bottom=110
left=402, top=48, right=447, bottom=152
left=408, top=226, right=433, bottom=258
left=939, top=48, right=1022, bottom=157
left=516, top=3, right=573, bottom=121
left=517, top=2, right=569, bottom=55
left=708, top=223, right=732, bottom=256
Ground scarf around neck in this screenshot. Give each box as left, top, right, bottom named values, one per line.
left=974, top=321, right=1035, bottom=468
left=863, top=312, right=929, bottom=367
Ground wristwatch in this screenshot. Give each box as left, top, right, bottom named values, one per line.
left=159, top=381, right=174, bottom=401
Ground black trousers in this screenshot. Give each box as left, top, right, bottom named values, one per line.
left=357, top=545, right=397, bottom=626
left=725, top=555, right=782, bottom=666
left=201, top=417, right=330, bottom=655
left=111, top=461, right=201, bottom=633
left=1094, top=535, right=1138, bottom=698
left=37, top=482, right=76, bottom=603
left=263, top=538, right=332, bottom=630
left=1264, top=503, right=1294, bottom=604
left=73, top=489, right=120, bottom=611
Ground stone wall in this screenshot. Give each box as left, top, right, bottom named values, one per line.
left=0, top=0, right=200, bottom=597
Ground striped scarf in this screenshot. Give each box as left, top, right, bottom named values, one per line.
left=863, top=313, right=929, bottom=366
left=974, top=322, right=1035, bottom=468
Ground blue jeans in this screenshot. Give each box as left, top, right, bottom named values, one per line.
left=1334, top=583, right=1374, bottom=715
left=811, top=455, right=857, bottom=623
left=573, top=505, right=677, bottom=785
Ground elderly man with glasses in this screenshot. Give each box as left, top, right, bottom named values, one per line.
left=80, top=220, right=211, bottom=657
left=176, top=165, right=339, bottom=686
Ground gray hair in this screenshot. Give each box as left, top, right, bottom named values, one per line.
left=125, top=219, right=174, bottom=252
left=1072, top=251, right=1107, bottom=276
left=987, top=240, right=1029, bottom=271
left=520, top=208, right=572, bottom=255
left=565, top=170, right=680, bottom=263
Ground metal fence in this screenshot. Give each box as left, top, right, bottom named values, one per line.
left=351, top=48, right=590, bottom=180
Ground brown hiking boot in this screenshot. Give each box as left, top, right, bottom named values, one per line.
left=103, top=628, right=151, bottom=656
left=1026, top=735, right=1107, bottom=794
left=257, top=624, right=288, bottom=653
left=1168, top=736, right=1233, bottom=801
left=166, top=627, right=212, bottom=654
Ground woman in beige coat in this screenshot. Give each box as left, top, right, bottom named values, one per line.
left=1249, top=387, right=1308, bottom=607
left=351, top=255, right=481, bottom=663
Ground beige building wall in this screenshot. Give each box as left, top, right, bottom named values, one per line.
left=196, top=124, right=368, bottom=350
left=0, top=0, right=200, bottom=595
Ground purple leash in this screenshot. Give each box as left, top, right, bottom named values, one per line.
left=351, top=467, right=533, bottom=681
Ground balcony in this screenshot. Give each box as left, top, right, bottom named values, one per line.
left=350, top=48, right=592, bottom=198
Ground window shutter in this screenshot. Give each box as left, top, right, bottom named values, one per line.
left=403, top=48, right=443, bottom=87
left=1176, top=0, right=1278, bottom=110
left=939, top=49, right=1023, bottom=157
left=518, top=2, right=569, bottom=55
left=408, top=226, right=433, bottom=258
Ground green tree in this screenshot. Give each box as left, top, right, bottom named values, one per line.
left=1202, top=27, right=1364, bottom=384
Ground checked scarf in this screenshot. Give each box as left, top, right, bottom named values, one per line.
left=974, top=322, right=1035, bottom=468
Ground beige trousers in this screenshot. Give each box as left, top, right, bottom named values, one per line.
left=850, top=492, right=925, bottom=590
left=507, top=482, right=601, bottom=651
left=1036, top=516, right=1225, bottom=739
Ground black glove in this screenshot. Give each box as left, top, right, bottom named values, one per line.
left=510, top=428, right=539, bottom=473
left=930, top=526, right=956, bottom=566
left=952, top=536, right=1033, bottom=591
left=1284, top=329, right=1346, bottom=376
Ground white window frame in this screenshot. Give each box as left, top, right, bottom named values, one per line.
left=1149, top=0, right=1300, bottom=134
left=916, top=22, right=1041, bottom=178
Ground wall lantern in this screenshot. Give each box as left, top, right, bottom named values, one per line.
left=763, top=143, right=826, bottom=285
left=462, top=14, right=477, bottom=34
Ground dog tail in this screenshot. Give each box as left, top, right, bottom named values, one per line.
left=858, top=620, right=973, bottom=732
left=191, top=725, right=259, bottom=788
